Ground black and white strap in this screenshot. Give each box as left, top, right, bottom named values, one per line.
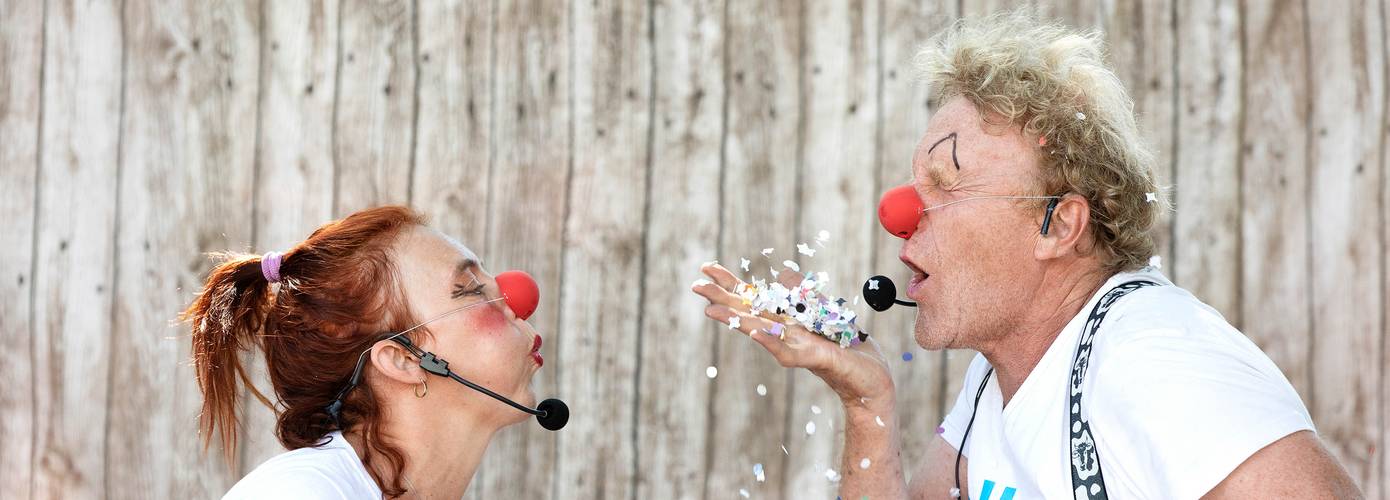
left=1068, top=280, right=1159, bottom=500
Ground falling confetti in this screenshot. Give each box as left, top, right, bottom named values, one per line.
left=706, top=366, right=718, bottom=379
left=761, top=248, right=774, bottom=257
left=811, top=405, right=822, bottom=415
left=875, top=416, right=885, bottom=427
left=756, top=384, right=767, bottom=396
left=860, top=458, right=871, bottom=470
left=936, top=426, right=946, bottom=434
left=781, top=444, right=789, bottom=455
left=739, top=489, right=750, bottom=498
left=825, top=468, right=841, bottom=482
left=1149, top=255, right=1162, bottom=269
left=1145, top=192, right=1157, bottom=203
left=728, top=316, right=741, bottom=330
left=782, top=260, right=801, bottom=272
left=797, top=243, right=816, bottom=257
left=817, top=230, right=830, bottom=242
left=1076, top=111, right=1086, bottom=120
left=806, top=421, right=817, bottom=435
left=741, top=258, right=751, bottom=272
left=753, top=463, right=766, bottom=482
left=902, top=352, right=914, bottom=362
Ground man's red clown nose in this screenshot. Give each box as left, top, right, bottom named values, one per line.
left=878, top=184, right=925, bottom=239
left=495, top=270, right=540, bottom=320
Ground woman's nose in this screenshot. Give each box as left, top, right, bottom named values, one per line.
left=879, top=184, right=925, bottom=239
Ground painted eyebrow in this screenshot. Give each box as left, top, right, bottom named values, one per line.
left=926, top=132, right=961, bottom=170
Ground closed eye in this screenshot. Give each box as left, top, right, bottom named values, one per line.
left=451, top=283, right=486, bottom=300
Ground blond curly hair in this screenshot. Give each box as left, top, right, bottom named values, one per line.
left=916, top=9, right=1164, bottom=273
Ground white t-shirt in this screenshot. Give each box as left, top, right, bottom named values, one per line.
left=224, top=432, right=383, bottom=500
left=940, top=268, right=1313, bottom=500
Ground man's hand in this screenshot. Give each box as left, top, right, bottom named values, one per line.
left=691, top=262, right=894, bottom=405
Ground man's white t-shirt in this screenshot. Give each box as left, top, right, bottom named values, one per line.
left=223, top=431, right=382, bottom=500
left=939, top=268, right=1314, bottom=500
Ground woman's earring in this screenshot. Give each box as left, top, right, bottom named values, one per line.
left=415, top=378, right=428, bottom=398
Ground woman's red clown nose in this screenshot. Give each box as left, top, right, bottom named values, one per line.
left=878, top=184, right=925, bottom=239
left=496, top=270, right=540, bottom=320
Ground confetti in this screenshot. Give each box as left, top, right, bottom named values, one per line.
left=739, top=489, right=750, bottom=498
left=817, top=230, right=830, bottom=242
left=806, top=421, right=817, bottom=435
left=1149, top=255, right=1162, bottom=269
left=825, top=468, right=841, bottom=482
left=782, top=260, right=801, bottom=272
left=902, top=352, right=914, bottom=362
left=811, top=405, right=822, bottom=415
left=860, top=458, right=871, bottom=470
left=726, top=255, right=862, bottom=347
left=1076, top=111, right=1086, bottom=121
left=797, top=243, right=816, bottom=257
left=741, top=258, right=751, bottom=272
left=728, top=316, right=741, bottom=330
left=950, top=487, right=961, bottom=498
left=753, top=463, right=766, bottom=482
left=936, top=426, right=945, bottom=434
left=781, top=444, right=789, bottom=455
left=1145, top=192, right=1157, bottom=203
left=761, top=248, right=774, bottom=257
left=1038, top=135, right=1048, bottom=147
left=756, top=384, right=767, bottom=396
left=706, top=366, right=718, bottom=379
left=875, top=416, right=885, bottom=427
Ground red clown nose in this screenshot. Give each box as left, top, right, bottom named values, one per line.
left=878, top=184, right=925, bottom=239
left=495, top=270, right=540, bottom=320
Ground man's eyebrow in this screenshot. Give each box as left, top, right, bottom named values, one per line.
left=926, top=132, right=961, bottom=170
left=453, top=259, right=480, bottom=280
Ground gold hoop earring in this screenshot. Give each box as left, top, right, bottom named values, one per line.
left=414, top=378, right=428, bottom=398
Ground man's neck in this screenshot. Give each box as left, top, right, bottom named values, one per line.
left=978, top=264, right=1110, bottom=406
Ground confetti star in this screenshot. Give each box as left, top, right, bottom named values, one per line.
left=741, top=258, right=751, bottom=272
left=761, top=248, right=774, bottom=257
left=1149, top=255, right=1163, bottom=269
left=1146, top=192, right=1157, bottom=203
left=867, top=279, right=880, bottom=291
left=728, top=316, right=741, bottom=330
left=825, top=469, right=841, bottom=482
left=797, top=243, right=816, bottom=257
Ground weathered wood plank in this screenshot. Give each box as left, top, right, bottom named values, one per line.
left=0, top=0, right=44, bottom=497
left=875, top=0, right=956, bottom=477
left=959, top=0, right=1031, bottom=17
left=105, top=0, right=261, bottom=498
left=473, top=1, right=569, bottom=498
left=782, top=1, right=879, bottom=497
left=1307, top=1, right=1386, bottom=495
left=1238, top=0, right=1313, bottom=403
left=635, top=0, right=725, bottom=497
left=707, top=0, right=802, bottom=498
left=410, top=0, right=491, bottom=249
left=332, top=0, right=414, bottom=214
left=1171, top=0, right=1242, bottom=323
left=30, top=0, right=123, bottom=496
left=244, top=0, right=342, bottom=470
left=552, top=0, right=650, bottom=498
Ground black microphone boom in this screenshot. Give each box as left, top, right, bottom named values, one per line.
left=403, top=338, right=570, bottom=431
left=862, top=275, right=917, bottom=312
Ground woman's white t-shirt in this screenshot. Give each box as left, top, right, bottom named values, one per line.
left=223, top=432, right=383, bottom=500
left=940, top=268, right=1314, bottom=500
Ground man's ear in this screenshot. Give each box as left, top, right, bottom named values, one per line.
left=368, top=340, right=426, bottom=385
left=1034, top=193, right=1092, bottom=261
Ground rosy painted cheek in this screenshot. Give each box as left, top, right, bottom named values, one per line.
left=472, top=304, right=511, bottom=333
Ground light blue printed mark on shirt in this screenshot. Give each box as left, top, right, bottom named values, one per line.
left=980, top=479, right=1018, bottom=500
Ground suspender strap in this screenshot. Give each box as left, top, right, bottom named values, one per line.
left=1068, top=280, right=1159, bottom=500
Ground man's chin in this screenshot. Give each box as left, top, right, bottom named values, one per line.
left=912, top=316, right=955, bottom=350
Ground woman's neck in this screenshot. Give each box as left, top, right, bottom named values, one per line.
left=345, top=414, right=499, bottom=499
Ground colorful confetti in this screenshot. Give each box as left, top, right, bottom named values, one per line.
left=753, top=463, right=765, bottom=482
left=902, top=352, right=914, bottom=362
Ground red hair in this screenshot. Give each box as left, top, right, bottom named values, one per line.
left=183, top=205, right=427, bottom=497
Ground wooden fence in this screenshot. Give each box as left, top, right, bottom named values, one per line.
left=0, top=0, right=1386, bottom=498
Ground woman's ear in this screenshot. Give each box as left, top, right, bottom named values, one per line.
left=368, top=340, right=426, bottom=385
left=1034, top=193, right=1093, bottom=261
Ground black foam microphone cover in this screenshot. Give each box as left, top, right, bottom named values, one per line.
left=536, top=398, right=569, bottom=431
left=863, top=275, right=900, bottom=312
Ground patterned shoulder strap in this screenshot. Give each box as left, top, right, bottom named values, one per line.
left=1068, top=280, right=1159, bottom=500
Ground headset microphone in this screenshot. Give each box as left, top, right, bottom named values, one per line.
left=393, top=336, right=570, bottom=431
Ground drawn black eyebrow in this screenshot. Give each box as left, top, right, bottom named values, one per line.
left=926, top=132, right=961, bottom=170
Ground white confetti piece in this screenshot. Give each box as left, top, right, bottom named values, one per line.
left=728, top=316, right=741, bottom=330
left=853, top=295, right=860, bottom=306
left=810, top=405, right=822, bottom=415
left=756, top=384, right=767, bottom=396
left=860, top=458, right=871, bottom=470
left=739, top=489, right=750, bottom=498
left=805, top=421, right=817, bottom=435
left=706, top=366, right=718, bottom=379
left=817, top=230, right=830, bottom=242
left=1149, top=255, right=1162, bottom=269
left=797, top=243, right=816, bottom=257
left=761, top=248, right=774, bottom=257
left=741, top=258, right=751, bottom=272
left=950, top=487, right=961, bottom=498
left=753, top=463, right=765, bottom=482
left=825, top=468, right=841, bottom=482
left=875, top=415, right=885, bottom=427
left=1145, top=192, right=1157, bottom=203
left=781, top=444, right=789, bottom=455
left=783, top=260, right=801, bottom=272
left=1076, top=111, right=1086, bottom=120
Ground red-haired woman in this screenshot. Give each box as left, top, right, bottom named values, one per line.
left=184, top=206, right=564, bottom=499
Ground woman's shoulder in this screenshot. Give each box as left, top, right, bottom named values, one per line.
left=223, top=433, right=382, bottom=500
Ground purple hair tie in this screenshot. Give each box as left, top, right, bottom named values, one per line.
left=261, top=252, right=284, bottom=283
